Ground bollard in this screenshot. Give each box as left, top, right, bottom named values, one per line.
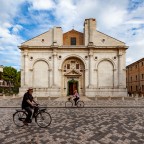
left=12, top=94, right=15, bottom=98
left=122, top=96, right=124, bottom=101
left=48, top=96, right=51, bottom=101
left=135, top=96, right=138, bottom=101
left=95, top=96, right=97, bottom=101
left=35, top=96, right=37, bottom=101
left=108, top=96, right=111, bottom=101
left=3, top=94, right=5, bottom=99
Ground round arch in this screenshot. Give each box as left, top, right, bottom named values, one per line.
left=59, top=54, right=87, bottom=70
left=60, top=55, right=85, bottom=96
left=32, top=59, right=50, bottom=88
left=97, top=58, right=115, bottom=88
left=32, top=58, right=52, bottom=70
left=95, top=58, right=116, bottom=70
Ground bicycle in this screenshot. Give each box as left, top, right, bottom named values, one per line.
left=13, top=104, right=52, bottom=128
left=65, top=96, right=84, bottom=107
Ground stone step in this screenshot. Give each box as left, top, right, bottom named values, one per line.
left=54, top=96, right=92, bottom=101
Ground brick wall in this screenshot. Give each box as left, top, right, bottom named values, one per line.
left=63, top=29, right=84, bottom=45
left=126, top=58, right=144, bottom=95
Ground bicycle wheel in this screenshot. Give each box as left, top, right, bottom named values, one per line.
left=36, top=111, right=52, bottom=128
left=77, top=101, right=84, bottom=107
left=65, top=101, right=73, bottom=107
left=13, top=111, right=27, bottom=127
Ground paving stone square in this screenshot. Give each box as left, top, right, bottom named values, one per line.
left=0, top=97, right=144, bottom=143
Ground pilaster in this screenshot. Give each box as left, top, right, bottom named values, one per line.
left=88, top=47, right=94, bottom=88
left=118, top=49, right=123, bottom=88
left=52, top=47, right=58, bottom=88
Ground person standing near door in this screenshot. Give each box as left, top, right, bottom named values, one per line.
left=73, top=90, right=79, bottom=105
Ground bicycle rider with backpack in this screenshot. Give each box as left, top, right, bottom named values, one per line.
left=73, top=90, right=80, bottom=106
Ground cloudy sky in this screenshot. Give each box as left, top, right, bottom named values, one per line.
left=0, top=0, right=144, bottom=70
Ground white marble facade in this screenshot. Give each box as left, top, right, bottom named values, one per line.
left=19, top=18, right=128, bottom=97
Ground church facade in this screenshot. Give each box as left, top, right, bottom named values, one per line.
left=19, top=18, right=128, bottom=97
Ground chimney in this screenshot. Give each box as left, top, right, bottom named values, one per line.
left=84, top=18, right=96, bottom=46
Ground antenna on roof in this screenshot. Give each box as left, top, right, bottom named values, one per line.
left=72, top=24, right=74, bottom=30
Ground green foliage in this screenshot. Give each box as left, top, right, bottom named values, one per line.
left=2, top=66, right=17, bottom=83
left=0, top=87, right=3, bottom=93
left=2, top=66, right=21, bottom=94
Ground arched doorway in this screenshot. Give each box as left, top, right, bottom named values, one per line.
left=62, top=57, right=85, bottom=96
left=67, top=79, right=78, bottom=95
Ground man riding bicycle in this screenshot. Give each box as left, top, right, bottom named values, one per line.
left=21, top=87, right=38, bottom=125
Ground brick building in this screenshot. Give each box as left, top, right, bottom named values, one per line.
left=126, top=58, right=144, bottom=95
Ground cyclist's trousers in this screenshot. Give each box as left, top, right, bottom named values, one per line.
left=24, top=107, right=32, bottom=122
left=74, top=97, right=79, bottom=105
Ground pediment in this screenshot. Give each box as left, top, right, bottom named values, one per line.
left=64, top=29, right=83, bottom=35
left=64, top=69, right=82, bottom=76
left=93, top=30, right=126, bottom=46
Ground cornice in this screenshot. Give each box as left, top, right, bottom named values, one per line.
left=18, top=45, right=128, bottom=50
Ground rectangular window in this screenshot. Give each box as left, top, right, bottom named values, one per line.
left=67, top=64, right=70, bottom=69
left=142, top=74, right=144, bottom=79
left=131, top=77, right=132, bottom=81
left=142, top=85, right=144, bottom=91
left=131, top=86, right=132, bottom=91
left=76, top=64, right=79, bottom=69
left=136, top=75, right=137, bottom=81
left=136, top=86, right=138, bottom=91
left=142, top=62, right=143, bottom=66
left=71, top=37, right=76, bottom=45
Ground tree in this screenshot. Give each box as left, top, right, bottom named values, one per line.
left=2, top=66, right=20, bottom=94
left=13, top=71, right=21, bottom=94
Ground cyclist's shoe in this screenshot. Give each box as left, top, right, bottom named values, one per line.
left=27, top=119, right=32, bottom=123
left=32, top=114, right=36, bottom=118
left=23, top=121, right=28, bottom=126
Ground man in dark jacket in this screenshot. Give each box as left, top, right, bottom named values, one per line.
left=22, top=88, right=37, bottom=125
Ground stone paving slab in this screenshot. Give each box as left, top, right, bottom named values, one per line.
left=1, top=98, right=144, bottom=143
left=1, top=105, right=144, bottom=143
left=1, top=97, right=144, bottom=108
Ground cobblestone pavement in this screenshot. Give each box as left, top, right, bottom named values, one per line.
left=1, top=96, right=144, bottom=107
left=1, top=98, right=144, bottom=143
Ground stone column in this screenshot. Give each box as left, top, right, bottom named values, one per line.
left=21, top=52, right=25, bottom=87
left=118, top=50, right=122, bottom=88
left=85, top=69, right=88, bottom=88
left=24, top=52, right=29, bottom=86
left=52, top=52, right=57, bottom=87
left=48, top=69, right=51, bottom=88
left=29, top=69, right=33, bottom=87
left=88, top=51, right=93, bottom=88
left=113, top=69, right=116, bottom=87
